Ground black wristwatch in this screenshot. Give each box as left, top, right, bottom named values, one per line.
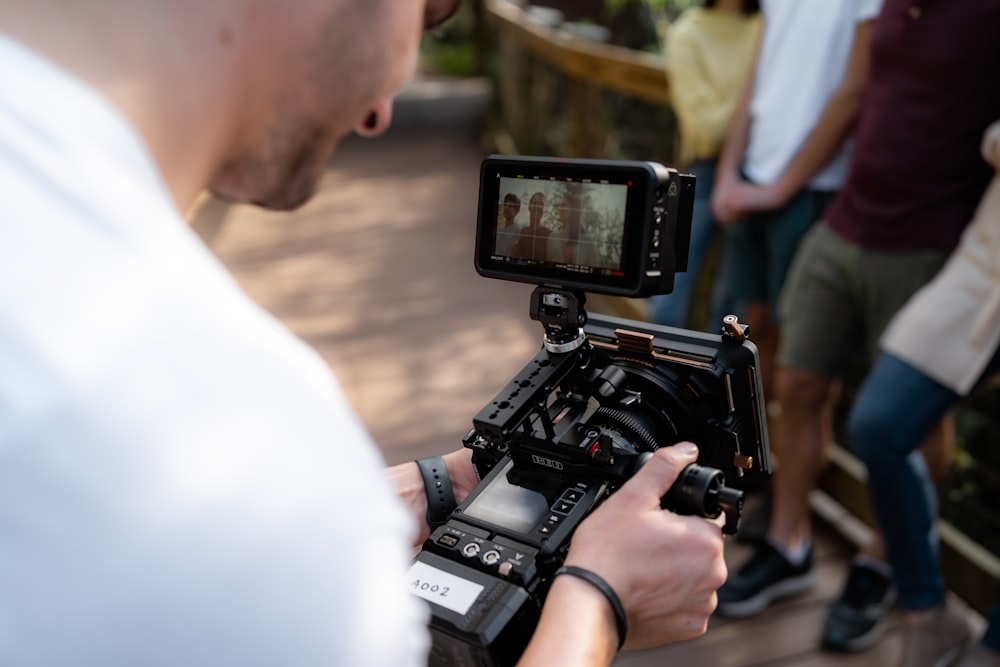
left=415, top=455, right=457, bottom=529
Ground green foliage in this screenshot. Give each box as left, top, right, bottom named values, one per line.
left=586, top=205, right=624, bottom=268
left=942, top=389, right=1000, bottom=557
left=420, top=38, right=479, bottom=77
left=591, top=0, right=706, bottom=54
left=604, top=0, right=701, bottom=27
left=419, top=1, right=480, bottom=77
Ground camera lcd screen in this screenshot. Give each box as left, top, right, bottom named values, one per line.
left=476, top=157, right=657, bottom=295
left=462, top=467, right=550, bottom=535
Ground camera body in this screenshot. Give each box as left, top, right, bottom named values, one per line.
left=409, top=156, right=771, bottom=666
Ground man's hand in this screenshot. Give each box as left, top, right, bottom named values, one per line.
left=726, top=181, right=788, bottom=217
left=442, top=447, right=479, bottom=505
left=713, top=180, right=788, bottom=226
left=388, top=447, right=479, bottom=545
left=563, top=443, right=727, bottom=649
left=711, top=175, right=741, bottom=226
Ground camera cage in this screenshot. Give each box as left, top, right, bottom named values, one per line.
left=410, top=156, right=773, bottom=667
left=465, top=286, right=771, bottom=510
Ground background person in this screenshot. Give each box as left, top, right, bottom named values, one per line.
left=512, top=191, right=551, bottom=261
left=710, top=0, right=878, bottom=402
left=846, top=120, right=1000, bottom=667
left=647, top=0, right=760, bottom=331
left=496, top=192, right=522, bottom=256
left=548, top=192, right=599, bottom=266
left=718, top=2, right=1000, bottom=659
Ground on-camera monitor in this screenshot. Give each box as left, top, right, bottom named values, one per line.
left=476, top=156, right=659, bottom=295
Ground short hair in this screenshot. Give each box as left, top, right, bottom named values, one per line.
left=503, top=193, right=521, bottom=207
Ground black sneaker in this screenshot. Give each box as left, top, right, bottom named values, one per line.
left=716, top=540, right=815, bottom=618
left=822, top=560, right=896, bottom=652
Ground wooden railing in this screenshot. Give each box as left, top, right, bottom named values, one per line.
left=489, top=0, right=669, bottom=104
left=488, top=0, right=675, bottom=162
left=484, top=0, right=1000, bottom=617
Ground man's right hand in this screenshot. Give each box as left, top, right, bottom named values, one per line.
left=563, top=443, right=728, bottom=649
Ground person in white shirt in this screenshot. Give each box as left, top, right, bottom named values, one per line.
left=711, top=0, right=880, bottom=400
left=0, top=1, right=727, bottom=665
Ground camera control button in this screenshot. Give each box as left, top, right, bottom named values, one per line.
left=498, top=562, right=514, bottom=578
left=562, top=489, right=585, bottom=503
left=553, top=501, right=574, bottom=515
left=436, top=534, right=460, bottom=549
left=482, top=550, right=502, bottom=566
left=540, top=514, right=562, bottom=535
left=461, top=542, right=481, bottom=558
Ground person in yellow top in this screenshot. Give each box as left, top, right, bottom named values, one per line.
left=649, top=0, right=761, bottom=330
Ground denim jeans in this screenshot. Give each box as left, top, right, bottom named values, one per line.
left=849, top=350, right=1000, bottom=651
left=648, top=159, right=732, bottom=330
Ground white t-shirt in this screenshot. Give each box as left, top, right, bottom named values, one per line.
left=0, top=34, right=429, bottom=666
left=744, top=0, right=882, bottom=190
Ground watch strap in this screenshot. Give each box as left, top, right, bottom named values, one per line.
left=415, top=455, right=456, bottom=529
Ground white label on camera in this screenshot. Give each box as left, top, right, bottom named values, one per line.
left=407, top=561, right=484, bottom=615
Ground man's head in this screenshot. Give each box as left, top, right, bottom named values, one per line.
left=502, top=193, right=521, bottom=224
left=528, top=191, right=545, bottom=224
left=209, top=0, right=461, bottom=210
left=0, top=0, right=459, bottom=212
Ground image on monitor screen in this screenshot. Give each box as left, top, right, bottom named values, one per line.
left=492, top=176, right=629, bottom=277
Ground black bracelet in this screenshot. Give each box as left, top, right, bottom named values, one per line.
left=554, top=565, right=628, bottom=649
left=415, top=455, right=456, bottom=529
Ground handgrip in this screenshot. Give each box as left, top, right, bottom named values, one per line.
left=636, top=453, right=745, bottom=535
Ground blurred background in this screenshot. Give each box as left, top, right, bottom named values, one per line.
left=188, top=1, right=1000, bottom=662
left=420, top=0, right=1000, bottom=598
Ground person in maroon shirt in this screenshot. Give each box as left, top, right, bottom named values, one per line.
left=716, top=1, right=1000, bottom=663
left=828, top=2, right=998, bottom=251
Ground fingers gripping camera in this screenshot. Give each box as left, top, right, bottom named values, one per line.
left=410, top=156, right=772, bottom=667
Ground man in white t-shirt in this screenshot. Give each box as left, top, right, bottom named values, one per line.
left=711, top=0, right=880, bottom=401
left=0, top=1, right=728, bottom=665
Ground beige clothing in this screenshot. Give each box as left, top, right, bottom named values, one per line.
left=666, top=8, right=761, bottom=166
left=882, top=176, right=1000, bottom=393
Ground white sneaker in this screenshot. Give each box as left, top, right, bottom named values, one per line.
left=900, top=604, right=972, bottom=667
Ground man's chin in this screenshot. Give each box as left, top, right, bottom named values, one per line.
left=209, top=178, right=317, bottom=212
left=251, top=187, right=316, bottom=212
left=209, top=138, right=339, bottom=212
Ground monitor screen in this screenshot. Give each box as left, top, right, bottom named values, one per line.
left=475, top=156, right=664, bottom=295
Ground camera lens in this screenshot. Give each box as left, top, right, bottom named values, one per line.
left=586, top=361, right=704, bottom=457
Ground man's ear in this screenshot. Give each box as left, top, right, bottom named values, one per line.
left=354, top=99, right=394, bottom=137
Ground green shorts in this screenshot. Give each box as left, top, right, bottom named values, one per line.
left=778, top=223, right=950, bottom=378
